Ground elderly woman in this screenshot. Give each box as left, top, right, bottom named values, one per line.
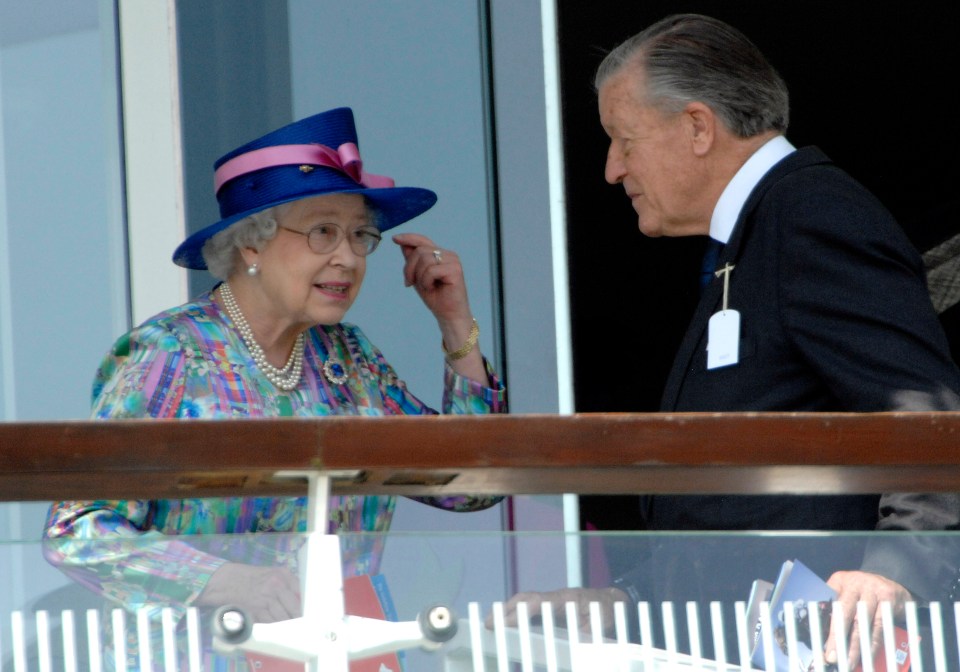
left=43, top=108, right=505, bottom=651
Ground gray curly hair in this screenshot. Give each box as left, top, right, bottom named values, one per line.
left=201, top=207, right=281, bottom=280
left=201, top=197, right=384, bottom=279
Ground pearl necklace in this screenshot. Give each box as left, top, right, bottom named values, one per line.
left=219, top=282, right=305, bottom=391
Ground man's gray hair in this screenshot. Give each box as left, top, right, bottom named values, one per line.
left=595, top=13, right=789, bottom=138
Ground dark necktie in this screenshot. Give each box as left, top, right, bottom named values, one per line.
left=700, top=238, right=724, bottom=291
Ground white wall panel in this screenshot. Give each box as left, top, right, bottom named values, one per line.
left=117, top=0, right=187, bottom=324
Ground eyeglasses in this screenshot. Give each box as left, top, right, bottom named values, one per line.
left=278, top=223, right=382, bottom=256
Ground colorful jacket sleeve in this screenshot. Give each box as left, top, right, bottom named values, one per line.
left=45, top=324, right=227, bottom=619
left=344, top=323, right=508, bottom=513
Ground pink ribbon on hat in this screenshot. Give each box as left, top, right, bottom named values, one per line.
left=213, top=142, right=395, bottom=194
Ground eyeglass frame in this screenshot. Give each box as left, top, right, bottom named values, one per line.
left=276, top=222, right=383, bottom=257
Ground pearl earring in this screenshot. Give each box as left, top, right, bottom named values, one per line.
left=247, top=263, right=259, bottom=276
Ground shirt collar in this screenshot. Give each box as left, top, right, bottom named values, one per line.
left=709, top=135, right=796, bottom=244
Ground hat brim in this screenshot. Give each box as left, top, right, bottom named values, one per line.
left=172, top=186, right=437, bottom=270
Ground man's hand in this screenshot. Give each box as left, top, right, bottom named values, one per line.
left=823, top=570, right=911, bottom=669
left=487, top=587, right=629, bottom=635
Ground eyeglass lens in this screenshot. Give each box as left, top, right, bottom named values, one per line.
left=284, top=223, right=382, bottom=256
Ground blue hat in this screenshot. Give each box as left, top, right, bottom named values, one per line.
left=172, top=107, right=438, bottom=270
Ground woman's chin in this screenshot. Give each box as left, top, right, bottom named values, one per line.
left=306, top=304, right=352, bottom=326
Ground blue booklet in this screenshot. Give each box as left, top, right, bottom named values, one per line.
left=750, top=559, right=836, bottom=671
left=747, top=559, right=912, bottom=672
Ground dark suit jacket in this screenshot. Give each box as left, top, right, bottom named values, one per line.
left=633, top=147, right=960, bottom=606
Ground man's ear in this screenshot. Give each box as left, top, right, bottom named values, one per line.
left=684, top=102, right=715, bottom=157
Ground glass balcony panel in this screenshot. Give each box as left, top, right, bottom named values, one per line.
left=4, top=529, right=958, bottom=670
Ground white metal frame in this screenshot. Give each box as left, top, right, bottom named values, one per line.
left=117, top=0, right=188, bottom=325
left=537, top=0, right=581, bottom=588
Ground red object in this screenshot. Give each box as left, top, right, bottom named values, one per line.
left=857, top=626, right=911, bottom=672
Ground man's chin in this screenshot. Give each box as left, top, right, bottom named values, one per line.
left=637, top=219, right=663, bottom=238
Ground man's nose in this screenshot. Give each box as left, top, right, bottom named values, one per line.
left=604, top=145, right=625, bottom=184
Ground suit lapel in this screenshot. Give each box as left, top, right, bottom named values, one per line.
left=660, top=247, right=728, bottom=410
left=658, top=146, right=832, bottom=410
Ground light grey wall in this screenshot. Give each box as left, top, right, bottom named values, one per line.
left=287, top=0, right=500, bottom=413
left=176, top=0, right=293, bottom=296
left=490, top=0, right=560, bottom=415
left=0, top=0, right=127, bottom=638
left=0, top=10, right=127, bottom=423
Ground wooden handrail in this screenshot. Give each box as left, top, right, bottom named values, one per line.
left=1, top=412, right=958, bottom=501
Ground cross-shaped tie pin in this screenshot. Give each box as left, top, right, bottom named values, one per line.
left=715, top=263, right=735, bottom=311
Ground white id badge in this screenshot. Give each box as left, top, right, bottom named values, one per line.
left=707, top=309, right=740, bottom=369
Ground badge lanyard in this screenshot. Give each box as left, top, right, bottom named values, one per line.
left=707, top=262, right=740, bottom=370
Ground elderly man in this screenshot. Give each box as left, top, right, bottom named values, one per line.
left=502, top=13, right=960, bottom=668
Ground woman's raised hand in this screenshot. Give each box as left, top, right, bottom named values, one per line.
left=393, top=233, right=487, bottom=382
